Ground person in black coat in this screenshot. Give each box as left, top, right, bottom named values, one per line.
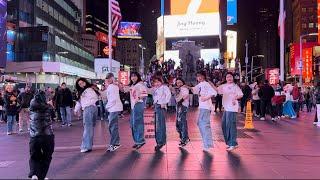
left=56, top=82, right=73, bottom=126
left=28, top=90, right=54, bottom=180
left=258, top=80, right=275, bottom=121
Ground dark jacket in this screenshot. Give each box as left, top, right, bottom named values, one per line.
left=57, top=88, right=73, bottom=107
left=258, top=84, right=275, bottom=101
left=29, top=91, right=54, bottom=138
left=241, top=85, right=252, bottom=100
left=315, top=87, right=320, bottom=104
left=17, top=91, right=34, bottom=109
left=4, top=92, right=19, bottom=115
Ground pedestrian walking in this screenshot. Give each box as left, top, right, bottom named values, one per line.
left=57, top=83, right=73, bottom=126
left=174, top=78, right=190, bottom=147
left=0, top=92, right=5, bottom=123
left=314, top=82, right=320, bottom=127
left=28, top=90, right=54, bottom=180
left=251, top=83, right=261, bottom=117
left=258, top=80, right=276, bottom=121
left=125, top=72, right=148, bottom=149
left=4, top=84, right=19, bottom=135
left=151, top=76, right=171, bottom=151
left=192, top=71, right=217, bottom=152
left=217, top=72, right=243, bottom=151
left=74, top=78, right=99, bottom=153
left=104, top=73, right=123, bottom=152
left=53, top=86, right=62, bottom=122
left=214, top=81, right=223, bottom=113
left=17, top=85, right=34, bottom=132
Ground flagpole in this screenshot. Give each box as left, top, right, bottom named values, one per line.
left=280, top=0, right=284, bottom=82
left=108, top=0, right=112, bottom=74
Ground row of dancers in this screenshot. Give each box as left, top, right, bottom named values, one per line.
left=74, top=71, right=243, bottom=153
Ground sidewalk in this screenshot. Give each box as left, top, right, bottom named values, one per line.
left=0, top=108, right=319, bottom=179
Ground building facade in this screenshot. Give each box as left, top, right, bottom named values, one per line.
left=115, top=39, right=149, bottom=72
left=6, top=0, right=95, bottom=87
left=292, top=0, right=318, bottom=43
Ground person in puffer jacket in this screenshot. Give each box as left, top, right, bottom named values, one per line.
left=28, top=90, right=54, bottom=180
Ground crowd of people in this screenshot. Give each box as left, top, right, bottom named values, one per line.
left=0, top=64, right=319, bottom=179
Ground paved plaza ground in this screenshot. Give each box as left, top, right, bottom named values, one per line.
left=0, top=108, right=319, bottom=179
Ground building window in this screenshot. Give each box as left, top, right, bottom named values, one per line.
left=309, top=23, right=314, bottom=28
left=302, top=23, right=307, bottom=28
left=302, top=8, right=306, bottom=12
left=308, top=7, right=313, bottom=12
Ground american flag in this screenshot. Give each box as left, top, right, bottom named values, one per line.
left=111, top=0, right=122, bottom=36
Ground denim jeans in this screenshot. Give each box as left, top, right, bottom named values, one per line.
left=130, top=102, right=145, bottom=145
left=7, top=115, right=16, bottom=133
left=81, top=106, right=98, bottom=150
left=176, top=105, right=189, bottom=142
left=107, top=111, right=120, bottom=145
left=154, top=104, right=166, bottom=145
left=60, top=106, right=72, bottom=124
left=221, top=111, right=238, bottom=147
left=197, top=109, right=213, bottom=149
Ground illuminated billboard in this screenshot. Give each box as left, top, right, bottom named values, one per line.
left=164, top=13, right=220, bottom=38
left=117, top=22, right=142, bottom=39
left=226, top=30, right=237, bottom=68
left=200, top=49, right=220, bottom=64
left=170, top=0, right=219, bottom=15
left=0, top=0, right=6, bottom=68
left=227, top=0, right=237, bottom=25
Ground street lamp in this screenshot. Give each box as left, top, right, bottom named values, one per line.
left=138, top=44, right=146, bottom=76
left=251, top=55, right=264, bottom=82
left=299, top=33, right=318, bottom=85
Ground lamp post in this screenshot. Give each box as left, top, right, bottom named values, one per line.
left=251, top=55, right=264, bottom=82
left=299, top=33, right=318, bottom=85
left=138, top=44, right=146, bottom=76
left=245, top=40, right=249, bottom=83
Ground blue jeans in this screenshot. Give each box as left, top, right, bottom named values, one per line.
left=81, top=105, right=98, bottom=150
left=107, top=112, right=120, bottom=145
left=197, top=109, right=213, bottom=149
left=155, top=104, right=166, bottom=145
left=176, top=105, right=189, bottom=142
left=130, top=102, right=145, bottom=145
left=7, top=115, right=16, bottom=133
left=221, top=111, right=238, bottom=147
left=60, top=106, right=72, bottom=124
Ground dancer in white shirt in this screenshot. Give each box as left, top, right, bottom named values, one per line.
left=174, top=78, right=190, bottom=147
left=124, top=72, right=148, bottom=149
left=74, top=78, right=99, bottom=153
left=192, top=71, right=217, bottom=152
left=151, top=76, right=171, bottom=151
left=104, top=73, right=123, bottom=152
left=217, top=72, right=243, bottom=151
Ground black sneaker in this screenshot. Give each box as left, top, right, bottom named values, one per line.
left=135, top=142, right=146, bottom=149
left=154, top=144, right=165, bottom=151
left=61, top=123, right=66, bottom=126
left=132, top=144, right=138, bottom=149
left=179, top=138, right=190, bottom=147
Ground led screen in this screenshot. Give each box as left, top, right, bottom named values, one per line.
left=117, top=22, right=142, bottom=39
left=227, top=0, right=237, bottom=25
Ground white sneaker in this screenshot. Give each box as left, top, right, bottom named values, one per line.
left=226, top=146, right=237, bottom=151
left=31, top=175, right=38, bottom=180
left=44, top=178, right=49, bottom=180
left=271, top=118, right=276, bottom=121
left=19, top=129, right=23, bottom=132
left=7, top=132, right=12, bottom=135
left=313, top=122, right=317, bottom=125
left=291, top=116, right=296, bottom=119
left=80, top=149, right=91, bottom=153
left=260, top=117, right=265, bottom=121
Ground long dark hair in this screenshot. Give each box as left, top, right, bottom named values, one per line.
left=75, top=78, right=99, bottom=98
left=129, top=72, right=142, bottom=86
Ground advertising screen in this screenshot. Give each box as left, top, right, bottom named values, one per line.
left=0, top=0, right=7, bottom=68
left=117, top=22, right=142, bottom=39
left=200, top=49, right=220, bottom=64
left=164, top=50, right=180, bottom=68
left=164, top=13, right=220, bottom=38
left=170, top=0, right=219, bottom=15
left=227, top=0, right=237, bottom=25
left=265, top=68, right=280, bottom=85
left=95, top=31, right=116, bottom=46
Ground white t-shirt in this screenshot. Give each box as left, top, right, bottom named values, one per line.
left=105, top=84, right=123, bottom=112
left=176, top=86, right=190, bottom=107
left=153, top=85, right=172, bottom=105
left=129, top=82, right=148, bottom=109
left=193, top=81, right=217, bottom=110
left=218, top=83, right=243, bottom=112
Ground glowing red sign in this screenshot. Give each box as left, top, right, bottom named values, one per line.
left=95, top=31, right=116, bottom=46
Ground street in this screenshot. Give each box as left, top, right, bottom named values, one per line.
left=0, top=108, right=319, bottom=179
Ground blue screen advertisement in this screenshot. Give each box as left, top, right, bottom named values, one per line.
left=227, top=0, right=237, bottom=25
left=0, top=0, right=7, bottom=68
